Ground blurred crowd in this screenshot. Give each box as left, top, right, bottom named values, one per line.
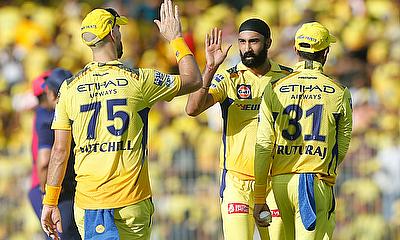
left=0, top=0, right=398, bottom=239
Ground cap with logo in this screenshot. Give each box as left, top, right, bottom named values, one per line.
left=295, top=22, right=336, bottom=53
left=81, top=8, right=128, bottom=46
left=45, top=68, right=73, bottom=94
left=32, top=70, right=52, bottom=97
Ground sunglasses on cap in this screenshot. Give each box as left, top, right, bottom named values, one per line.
left=105, top=8, right=120, bottom=29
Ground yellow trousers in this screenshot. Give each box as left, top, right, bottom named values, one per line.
left=272, top=174, right=335, bottom=240
left=74, top=198, right=154, bottom=240
left=220, top=171, right=285, bottom=240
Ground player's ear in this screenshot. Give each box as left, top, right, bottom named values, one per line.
left=265, top=38, right=272, bottom=49
left=294, top=46, right=299, bottom=55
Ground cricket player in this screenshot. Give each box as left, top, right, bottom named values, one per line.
left=186, top=19, right=291, bottom=240
left=40, top=1, right=202, bottom=239
left=253, top=22, right=353, bottom=240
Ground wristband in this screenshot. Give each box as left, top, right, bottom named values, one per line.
left=42, top=184, right=61, bottom=206
left=254, top=184, right=267, bottom=204
left=170, top=37, right=193, bottom=63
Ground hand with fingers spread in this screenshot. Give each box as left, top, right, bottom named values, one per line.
left=154, top=0, right=182, bottom=42
left=41, top=205, right=62, bottom=240
left=205, top=28, right=232, bottom=70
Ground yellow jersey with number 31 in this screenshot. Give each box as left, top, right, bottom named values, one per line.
left=52, top=60, right=181, bottom=209
left=255, top=60, right=352, bottom=197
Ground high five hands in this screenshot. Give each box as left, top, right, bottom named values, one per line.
left=205, top=28, right=232, bottom=70
left=154, top=0, right=182, bottom=42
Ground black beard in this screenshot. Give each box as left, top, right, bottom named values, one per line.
left=240, top=48, right=267, bottom=68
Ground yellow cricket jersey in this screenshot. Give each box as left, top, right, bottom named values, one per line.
left=52, top=60, right=181, bottom=209
left=254, top=60, right=352, bottom=201
left=209, top=60, right=292, bottom=180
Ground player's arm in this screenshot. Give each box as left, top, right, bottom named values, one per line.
left=36, top=117, right=55, bottom=192
left=37, top=148, right=51, bottom=192
left=337, top=88, right=353, bottom=165
left=46, top=130, right=71, bottom=188
left=185, top=28, right=231, bottom=116
left=254, top=84, right=276, bottom=203
left=154, top=0, right=201, bottom=96
left=254, top=84, right=276, bottom=227
left=41, top=82, right=71, bottom=239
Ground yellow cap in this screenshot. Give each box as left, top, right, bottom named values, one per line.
left=295, top=22, right=336, bottom=53
left=81, top=8, right=128, bottom=46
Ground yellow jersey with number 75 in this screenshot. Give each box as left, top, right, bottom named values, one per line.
left=52, top=60, right=181, bottom=209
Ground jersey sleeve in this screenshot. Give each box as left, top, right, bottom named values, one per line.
left=208, top=71, right=229, bottom=103
left=337, top=88, right=353, bottom=165
left=254, top=83, right=276, bottom=204
left=52, top=82, right=71, bottom=130
left=139, top=68, right=181, bottom=106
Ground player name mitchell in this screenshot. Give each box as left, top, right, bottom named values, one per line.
left=79, top=140, right=134, bottom=153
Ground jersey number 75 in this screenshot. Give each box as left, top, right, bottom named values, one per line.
left=80, top=98, right=129, bottom=139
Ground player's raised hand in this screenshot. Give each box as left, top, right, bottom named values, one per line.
left=154, top=0, right=182, bottom=42
left=41, top=205, right=63, bottom=240
left=205, top=28, right=232, bottom=69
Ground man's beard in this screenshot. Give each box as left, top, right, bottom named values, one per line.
left=116, top=41, right=123, bottom=59
left=240, top=47, right=267, bottom=68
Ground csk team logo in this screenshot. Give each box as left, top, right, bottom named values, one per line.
left=236, top=84, right=252, bottom=99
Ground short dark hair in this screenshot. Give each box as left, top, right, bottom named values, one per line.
left=297, top=43, right=327, bottom=61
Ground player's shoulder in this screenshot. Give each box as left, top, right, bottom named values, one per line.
left=225, top=65, right=239, bottom=79
left=66, top=67, right=89, bottom=86
left=321, top=73, right=347, bottom=91
left=277, top=64, right=293, bottom=75
left=114, top=64, right=140, bottom=78
left=270, top=71, right=301, bottom=87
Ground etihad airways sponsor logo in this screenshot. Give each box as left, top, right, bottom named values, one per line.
left=77, top=78, right=128, bottom=92
left=280, top=84, right=335, bottom=94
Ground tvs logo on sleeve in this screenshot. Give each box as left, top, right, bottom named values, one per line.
left=237, top=84, right=252, bottom=99
left=227, top=203, right=249, bottom=214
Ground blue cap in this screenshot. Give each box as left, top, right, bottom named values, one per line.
left=46, top=68, right=73, bottom=94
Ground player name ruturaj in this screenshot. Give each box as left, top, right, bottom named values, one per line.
left=276, top=144, right=327, bottom=160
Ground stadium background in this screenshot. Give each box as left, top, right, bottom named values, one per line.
left=0, top=0, right=398, bottom=239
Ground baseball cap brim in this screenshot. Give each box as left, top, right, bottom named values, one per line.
left=329, top=34, right=337, bottom=43
left=116, top=16, right=128, bottom=25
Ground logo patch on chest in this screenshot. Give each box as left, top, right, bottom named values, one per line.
left=237, top=84, right=252, bottom=99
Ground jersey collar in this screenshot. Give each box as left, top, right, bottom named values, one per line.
left=294, top=60, right=323, bottom=72
left=84, top=60, right=123, bottom=69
